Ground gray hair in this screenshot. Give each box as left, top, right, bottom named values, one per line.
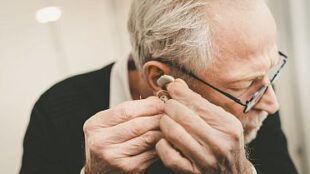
left=127, top=0, right=213, bottom=74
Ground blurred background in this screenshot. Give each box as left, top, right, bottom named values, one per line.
left=0, top=0, right=309, bottom=173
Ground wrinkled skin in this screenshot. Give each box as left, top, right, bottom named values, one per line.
left=83, top=0, right=281, bottom=173
left=156, top=79, right=252, bottom=174
left=83, top=97, right=164, bottom=174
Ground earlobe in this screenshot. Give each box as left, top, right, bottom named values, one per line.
left=142, top=61, right=172, bottom=94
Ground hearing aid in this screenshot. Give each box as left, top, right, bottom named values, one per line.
left=156, top=75, right=175, bottom=102
left=156, top=75, right=175, bottom=89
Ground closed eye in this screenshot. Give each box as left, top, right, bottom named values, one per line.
left=228, top=81, right=253, bottom=90
left=227, top=80, right=256, bottom=96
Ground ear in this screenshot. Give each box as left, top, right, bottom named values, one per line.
left=142, top=61, right=171, bottom=93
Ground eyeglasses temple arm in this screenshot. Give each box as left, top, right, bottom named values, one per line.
left=155, top=59, right=247, bottom=106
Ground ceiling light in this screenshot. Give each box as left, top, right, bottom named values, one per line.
left=35, top=6, right=62, bottom=24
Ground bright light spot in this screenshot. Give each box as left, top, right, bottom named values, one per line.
left=36, top=6, right=62, bottom=24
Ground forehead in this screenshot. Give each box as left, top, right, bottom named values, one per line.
left=203, top=0, right=278, bottom=82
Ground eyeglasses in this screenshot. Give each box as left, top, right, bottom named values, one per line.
left=151, top=51, right=287, bottom=113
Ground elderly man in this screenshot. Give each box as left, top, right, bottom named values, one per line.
left=21, top=0, right=298, bottom=174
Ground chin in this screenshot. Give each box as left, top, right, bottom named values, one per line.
left=242, top=111, right=268, bottom=144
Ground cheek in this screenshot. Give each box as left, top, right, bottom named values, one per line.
left=190, top=82, right=244, bottom=115
left=222, top=102, right=264, bottom=127
left=191, top=83, right=222, bottom=105
left=188, top=81, right=259, bottom=124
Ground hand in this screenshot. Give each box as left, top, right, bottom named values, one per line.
left=156, top=79, right=252, bottom=174
left=83, top=97, right=164, bottom=174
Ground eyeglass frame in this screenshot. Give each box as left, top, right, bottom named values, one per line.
left=148, top=51, right=288, bottom=113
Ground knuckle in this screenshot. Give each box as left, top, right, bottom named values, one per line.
left=115, top=102, right=132, bottom=120
left=88, top=136, right=105, bottom=154
left=199, top=154, right=223, bottom=173
left=165, top=156, right=179, bottom=169
left=169, top=131, right=185, bottom=144
left=101, top=149, right=115, bottom=163
left=205, top=158, right=218, bottom=170
left=117, top=109, right=128, bottom=121
left=211, top=140, right=230, bottom=158
left=83, top=110, right=109, bottom=133
left=224, top=120, right=243, bottom=144
left=141, top=133, right=154, bottom=146
left=130, top=119, right=143, bottom=135
left=217, top=146, right=231, bottom=158
left=215, top=141, right=237, bottom=162
left=83, top=114, right=99, bottom=133
left=231, top=132, right=242, bottom=143
left=116, top=162, right=135, bottom=173
left=141, top=131, right=160, bottom=146
left=231, top=124, right=243, bottom=142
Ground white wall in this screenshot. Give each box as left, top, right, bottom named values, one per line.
left=0, top=0, right=308, bottom=174
left=0, top=0, right=132, bottom=173
left=267, top=0, right=310, bottom=173
left=286, top=0, right=310, bottom=173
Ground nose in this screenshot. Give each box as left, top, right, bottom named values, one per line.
left=252, top=85, right=280, bottom=114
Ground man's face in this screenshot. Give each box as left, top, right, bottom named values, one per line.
left=188, top=0, right=280, bottom=143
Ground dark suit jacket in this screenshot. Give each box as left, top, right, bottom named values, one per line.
left=20, top=63, right=298, bottom=174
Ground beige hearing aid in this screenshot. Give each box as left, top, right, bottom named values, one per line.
left=156, top=75, right=175, bottom=102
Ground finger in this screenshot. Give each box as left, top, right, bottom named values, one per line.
left=166, top=79, right=239, bottom=126
left=166, top=78, right=204, bottom=106
left=104, top=115, right=162, bottom=143
left=122, top=150, right=159, bottom=173
left=93, top=96, right=164, bottom=127
left=160, top=115, right=214, bottom=167
left=164, top=99, right=220, bottom=146
left=156, top=139, right=197, bottom=174
left=114, top=130, right=163, bottom=156
left=163, top=100, right=244, bottom=169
